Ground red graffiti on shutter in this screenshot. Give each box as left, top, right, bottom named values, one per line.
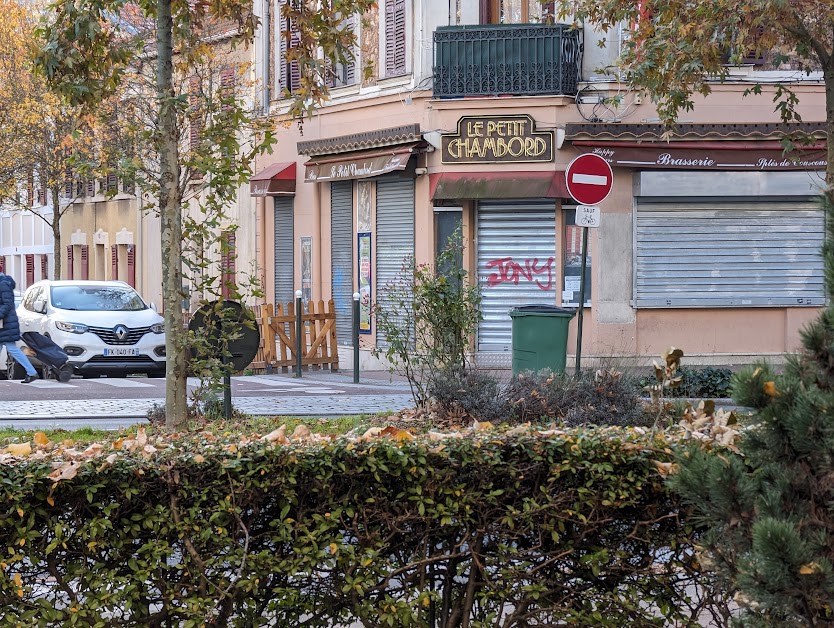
left=485, top=256, right=555, bottom=291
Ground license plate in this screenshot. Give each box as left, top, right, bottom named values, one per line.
left=103, top=348, right=139, bottom=357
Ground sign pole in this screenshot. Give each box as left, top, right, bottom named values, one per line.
left=353, top=292, right=360, bottom=383
left=295, top=290, right=303, bottom=378
left=575, top=226, right=589, bottom=374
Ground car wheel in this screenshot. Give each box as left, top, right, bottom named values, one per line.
left=6, top=357, right=24, bottom=380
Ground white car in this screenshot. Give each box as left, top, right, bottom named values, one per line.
left=13, top=280, right=166, bottom=378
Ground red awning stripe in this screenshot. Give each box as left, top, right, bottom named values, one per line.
left=430, top=171, right=569, bottom=200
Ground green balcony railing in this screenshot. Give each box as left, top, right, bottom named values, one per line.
left=433, top=24, right=582, bottom=99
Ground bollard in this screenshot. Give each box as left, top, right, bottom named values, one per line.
left=295, top=289, right=303, bottom=378
left=353, top=292, right=360, bottom=384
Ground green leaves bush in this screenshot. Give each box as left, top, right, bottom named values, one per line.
left=0, top=427, right=726, bottom=626
left=638, top=367, right=733, bottom=399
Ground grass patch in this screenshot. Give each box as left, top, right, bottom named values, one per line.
left=0, top=425, right=138, bottom=446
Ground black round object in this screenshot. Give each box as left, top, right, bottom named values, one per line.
left=188, top=300, right=260, bottom=373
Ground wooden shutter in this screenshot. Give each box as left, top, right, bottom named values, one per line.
left=385, top=0, right=406, bottom=76
left=40, top=254, right=48, bottom=280
left=111, top=245, right=118, bottom=281
left=66, top=246, right=74, bottom=280
left=27, top=172, right=34, bottom=206
left=86, top=179, right=95, bottom=196
left=279, top=0, right=301, bottom=94
left=0, top=256, right=5, bottom=273
left=127, top=245, right=136, bottom=288
left=80, top=245, right=89, bottom=280
left=25, top=254, right=34, bottom=287
left=221, top=230, right=237, bottom=299
left=189, top=76, right=202, bottom=151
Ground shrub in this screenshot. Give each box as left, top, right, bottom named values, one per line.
left=427, top=367, right=508, bottom=422
left=505, top=369, right=649, bottom=427
left=638, top=366, right=733, bottom=399
left=0, top=426, right=728, bottom=626
left=373, top=229, right=482, bottom=407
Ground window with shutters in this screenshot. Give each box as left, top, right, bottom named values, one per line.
left=220, top=230, right=237, bottom=299
left=277, top=0, right=301, bottom=96
left=327, top=16, right=357, bottom=88
left=27, top=172, right=34, bottom=206
left=189, top=76, right=203, bottom=152
left=384, top=0, right=406, bottom=76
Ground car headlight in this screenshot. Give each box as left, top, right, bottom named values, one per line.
left=55, top=321, right=89, bottom=334
left=151, top=323, right=165, bottom=334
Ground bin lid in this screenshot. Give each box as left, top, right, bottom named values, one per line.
left=509, top=304, right=576, bottom=317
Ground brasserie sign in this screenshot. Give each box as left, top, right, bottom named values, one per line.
left=442, top=115, right=554, bottom=164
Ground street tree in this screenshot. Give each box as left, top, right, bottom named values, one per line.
left=0, top=0, right=99, bottom=279
left=556, top=0, right=834, bottom=188
left=35, top=0, right=373, bottom=429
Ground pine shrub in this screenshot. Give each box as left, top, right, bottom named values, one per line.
left=670, top=190, right=834, bottom=626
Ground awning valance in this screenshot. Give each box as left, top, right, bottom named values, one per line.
left=304, top=144, right=419, bottom=183
left=429, top=171, right=569, bottom=200
left=250, top=161, right=296, bottom=196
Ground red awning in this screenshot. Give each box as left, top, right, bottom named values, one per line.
left=304, top=144, right=419, bottom=183
left=429, top=171, right=568, bottom=200
left=250, top=162, right=296, bottom=196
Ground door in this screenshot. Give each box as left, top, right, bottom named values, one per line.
left=331, top=181, right=354, bottom=346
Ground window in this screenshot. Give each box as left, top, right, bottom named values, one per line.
left=485, top=0, right=552, bottom=23
left=434, top=208, right=462, bottom=281
left=327, top=15, right=357, bottom=88
left=278, top=0, right=301, bottom=96
left=562, top=208, right=591, bottom=307
left=384, top=0, right=406, bottom=76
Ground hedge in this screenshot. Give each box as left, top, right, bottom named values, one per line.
left=0, top=425, right=723, bottom=627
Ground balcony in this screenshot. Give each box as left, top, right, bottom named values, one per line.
left=433, top=24, right=582, bottom=99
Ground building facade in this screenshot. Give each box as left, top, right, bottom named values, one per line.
left=249, top=0, right=828, bottom=367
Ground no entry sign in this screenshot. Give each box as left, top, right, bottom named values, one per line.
left=565, top=154, right=614, bottom=206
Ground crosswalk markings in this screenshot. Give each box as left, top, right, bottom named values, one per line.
left=21, top=380, right=75, bottom=389
left=90, top=379, right=155, bottom=388
left=240, top=376, right=306, bottom=387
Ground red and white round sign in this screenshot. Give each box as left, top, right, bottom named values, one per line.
left=565, top=154, right=614, bottom=206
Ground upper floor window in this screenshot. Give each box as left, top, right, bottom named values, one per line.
left=277, top=0, right=302, bottom=96
left=485, top=0, right=553, bottom=23
left=384, top=0, right=406, bottom=76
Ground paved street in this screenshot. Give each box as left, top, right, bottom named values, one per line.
left=0, top=372, right=414, bottom=429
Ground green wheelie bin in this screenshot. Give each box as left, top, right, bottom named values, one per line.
left=509, top=305, right=575, bottom=375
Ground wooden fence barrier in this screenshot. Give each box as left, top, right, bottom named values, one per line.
left=251, top=300, right=340, bottom=372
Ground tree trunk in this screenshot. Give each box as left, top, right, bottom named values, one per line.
left=50, top=188, right=61, bottom=280
left=157, top=0, right=188, bottom=430
left=825, top=58, right=834, bottom=192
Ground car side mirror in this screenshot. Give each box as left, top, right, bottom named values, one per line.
left=33, top=299, right=46, bottom=314
left=150, top=302, right=158, bottom=312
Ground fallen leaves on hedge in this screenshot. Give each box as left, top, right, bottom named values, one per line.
left=0, top=421, right=692, bottom=485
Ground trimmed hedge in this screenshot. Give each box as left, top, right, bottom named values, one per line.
left=0, top=427, right=723, bottom=626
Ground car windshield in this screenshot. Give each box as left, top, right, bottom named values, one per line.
left=50, top=286, right=147, bottom=311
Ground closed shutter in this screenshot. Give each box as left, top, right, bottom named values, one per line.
left=221, top=230, right=237, bottom=299
left=384, top=0, right=406, bottom=76
left=635, top=200, right=825, bottom=307
left=25, top=254, right=34, bottom=287
left=66, top=246, right=73, bottom=280
left=327, top=15, right=356, bottom=87
left=127, top=245, right=136, bottom=288
left=331, top=181, right=353, bottom=346
left=0, top=256, right=4, bottom=273
left=80, top=245, right=89, bottom=280
left=40, top=254, right=48, bottom=281
left=476, top=201, right=557, bottom=353
left=274, top=196, right=295, bottom=305
left=376, top=174, right=415, bottom=348
left=111, top=245, right=118, bottom=281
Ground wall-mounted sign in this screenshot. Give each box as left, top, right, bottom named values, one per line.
left=357, top=232, right=372, bottom=334
left=442, top=115, right=554, bottom=164
left=579, top=145, right=828, bottom=171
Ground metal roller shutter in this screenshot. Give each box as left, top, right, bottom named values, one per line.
left=477, top=201, right=557, bottom=353
left=376, top=174, right=415, bottom=348
left=273, top=196, right=294, bottom=306
left=635, top=200, right=825, bottom=308
left=331, top=181, right=354, bottom=346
